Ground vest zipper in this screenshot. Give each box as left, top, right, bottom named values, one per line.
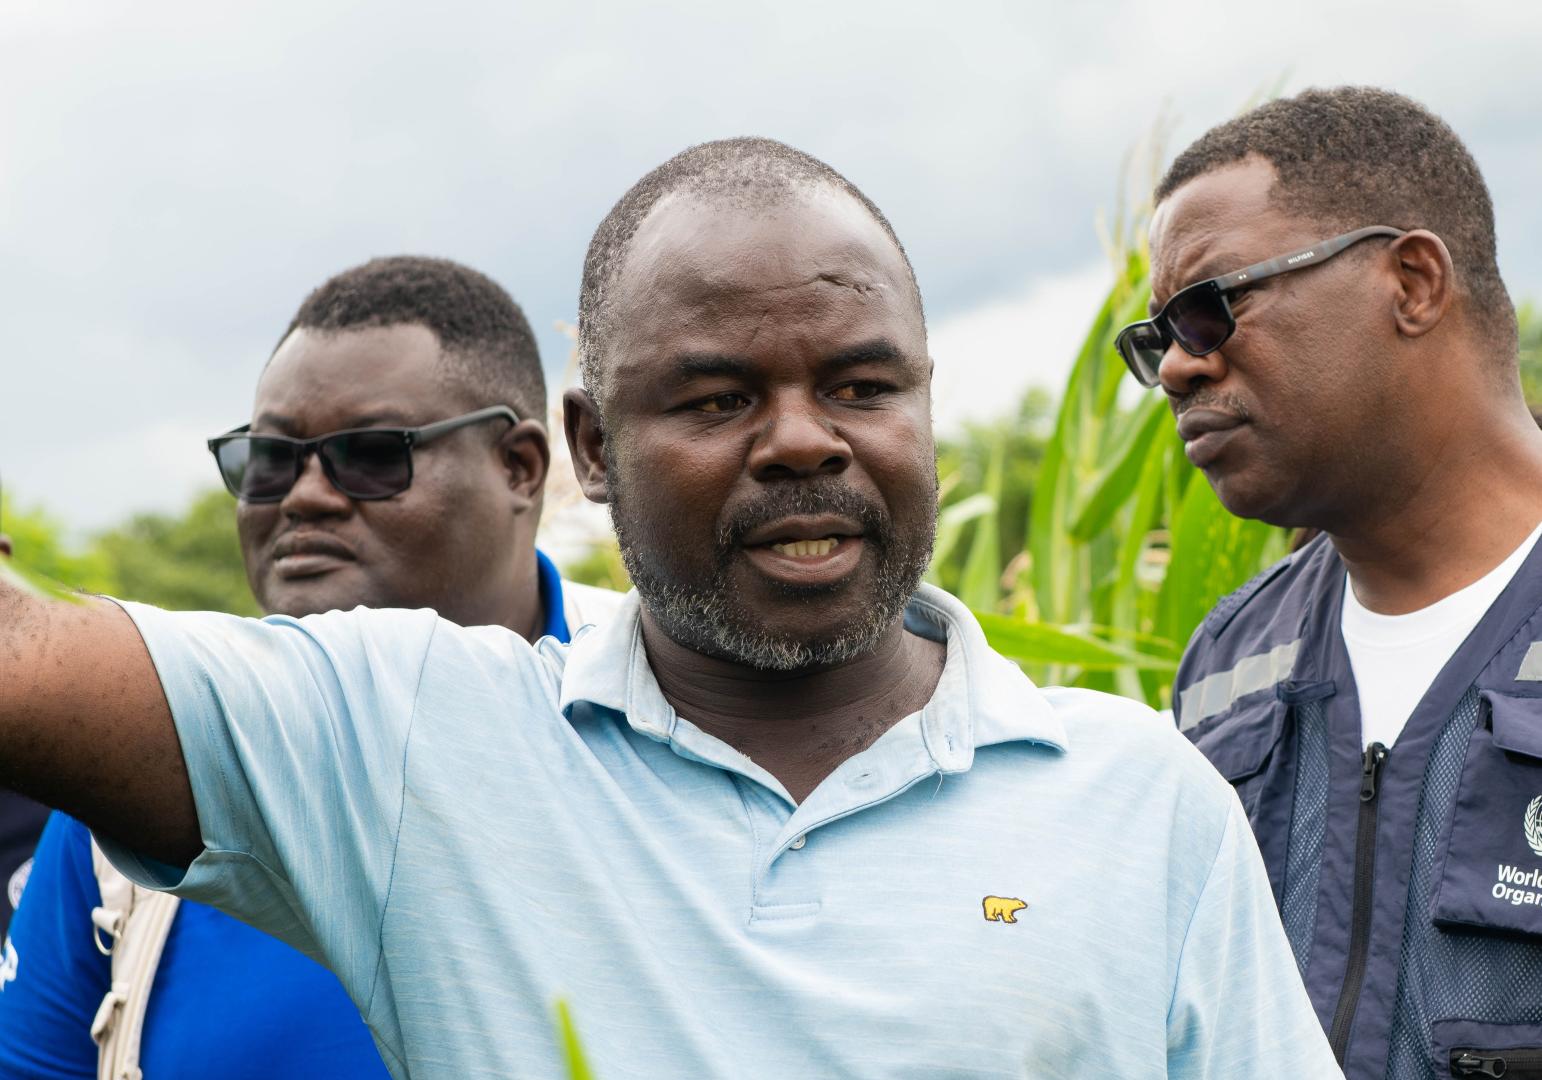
left=1453, top=1048, right=1542, bottom=1077
left=1328, top=741, right=1388, bottom=1065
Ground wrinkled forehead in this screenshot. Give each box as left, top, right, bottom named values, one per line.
left=613, top=188, right=923, bottom=331
left=1148, top=158, right=1314, bottom=300
left=253, top=323, right=463, bottom=431
left=590, top=189, right=931, bottom=419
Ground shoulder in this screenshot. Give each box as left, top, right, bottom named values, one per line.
left=1198, top=535, right=1330, bottom=642
left=259, top=607, right=458, bottom=715
left=407, top=613, right=568, bottom=721
left=1174, top=535, right=1337, bottom=693
left=120, top=602, right=446, bottom=691
left=1032, top=686, right=1240, bottom=868
left=1040, top=686, right=1233, bottom=796
left=1039, top=685, right=1166, bottom=738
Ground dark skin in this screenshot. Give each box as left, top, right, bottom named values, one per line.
left=0, top=322, right=554, bottom=865
left=565, top=189, right=945, bottom=802
left=1154, top=155, right=1542, bottom=614
left=246, top=324, right=551, bottom=637
left=0, top=195, right=940, bottom=856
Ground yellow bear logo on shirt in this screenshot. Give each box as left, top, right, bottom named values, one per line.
left=982, top=895, right=1027, bottom=923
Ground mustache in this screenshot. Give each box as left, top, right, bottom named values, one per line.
left=1170, top=388, right=1251, bottom=421
left=716, top=480, right=892, bottom=552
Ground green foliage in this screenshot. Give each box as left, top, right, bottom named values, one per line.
left=93, top=491, right=259, bottom=615
left=554, top=1001, right=597, bottom=1080
left=975, top=612, right=1176, bottom=673
left=1519, top=301, right=1542, bottom=408
left=947, top=217, right=1289, bottom=710
left=560, top=537, right=632, bottom=593
left=928, top=390, right=1051, bottom=606
left=4, top=489, right=256, bottom=613
left=1, top=496, right=116, bottom=595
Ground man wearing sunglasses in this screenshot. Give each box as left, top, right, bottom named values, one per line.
left=0, top=140, right=1338, bottom=1076
left=0, top=256, right=619, bottom=1080
left=1132, top=88, right=1542, bottom=1080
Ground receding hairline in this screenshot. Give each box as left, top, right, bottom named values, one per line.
left=577, top=136, right=924, bottom=415
left=610, top=182, right=922, bottom=304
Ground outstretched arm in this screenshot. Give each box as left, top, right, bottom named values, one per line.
left=0, top=575, right=198, bottom=866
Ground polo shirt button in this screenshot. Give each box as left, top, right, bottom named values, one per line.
left=789, top=835, right=807, bottom=850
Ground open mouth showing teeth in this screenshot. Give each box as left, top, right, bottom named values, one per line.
left=770, top=537, right=839, bottom=557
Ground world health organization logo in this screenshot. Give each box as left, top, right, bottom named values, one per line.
left=1526, top=796, right=1542, bottom=859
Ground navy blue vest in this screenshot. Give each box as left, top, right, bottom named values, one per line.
left=1176, top=533, right=1542, bottom=1080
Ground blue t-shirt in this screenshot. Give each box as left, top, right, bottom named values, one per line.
left=0, top=555, right=577, bottom=1079
left=0, top=815, right=388, bottom=1078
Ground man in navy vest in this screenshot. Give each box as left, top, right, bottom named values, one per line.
left=1122, top=87, right=1542, bottom=1079
left=0, top=256, right=618, bottom=1079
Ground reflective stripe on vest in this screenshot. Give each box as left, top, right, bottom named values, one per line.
left=1179, top=639, right=1301, bottom=730
left=1516, top=642, right=1542, bottom=681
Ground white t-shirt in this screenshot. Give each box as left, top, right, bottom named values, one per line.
left=1342, top=520, right=1542, bottom=749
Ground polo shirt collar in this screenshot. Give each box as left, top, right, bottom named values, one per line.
left=903, top=585, right=1067, bottom=763
left=558, top=583, right=1068, bottom=770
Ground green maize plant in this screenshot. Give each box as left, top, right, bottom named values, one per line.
left=0, top=487, right=98, bottom=604
left=1518, top=301, right=1542, bottom=407
left=555, top=1001, right=597, bottom=1080
left=933, top=160, right=1290, bottom=711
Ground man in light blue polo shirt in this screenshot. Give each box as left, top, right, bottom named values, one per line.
left=0, top=138, right=1340, bottom=1077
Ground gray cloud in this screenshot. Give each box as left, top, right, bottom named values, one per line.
left=4, top=0, right=1540, bottom=527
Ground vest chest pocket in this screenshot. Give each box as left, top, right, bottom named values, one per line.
left=1435, top=1018, right=1542, bottom=1078
left=1186, top=698, right=1286, bottom=820
left=1430, top=691, right=1542, bottom=939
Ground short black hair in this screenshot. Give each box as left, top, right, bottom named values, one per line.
left=576, top=136, right=921, bottom=412
left=1157, top=86, right=1515, bottom=350
left=281, top=256, right=546, bottom=423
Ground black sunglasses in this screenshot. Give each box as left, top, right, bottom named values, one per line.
left=207, top=405, right=519, bottom=503
left=1115, top=226, right=1407, bottom=388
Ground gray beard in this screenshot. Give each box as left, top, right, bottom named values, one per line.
left=606, top=449, right=935, bottom=672
left=619, top=544, right=923, bottom=672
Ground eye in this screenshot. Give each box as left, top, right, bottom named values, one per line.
left=694, top=393, right=749, bottom=414
left=830, top=381, right=886, bottom=402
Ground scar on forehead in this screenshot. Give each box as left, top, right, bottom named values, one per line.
left=815, top=272, right=889, bottom=296
left=676, top=270, right=893, bottom=304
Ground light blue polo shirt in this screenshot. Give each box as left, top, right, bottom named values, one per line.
left=103, top=586, right=1340, bottom=1079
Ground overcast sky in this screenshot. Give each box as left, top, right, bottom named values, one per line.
left=5, top=0, right=1542, bottom=533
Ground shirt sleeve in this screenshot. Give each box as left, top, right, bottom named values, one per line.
left=1166, top=796, right=1344, bottom=1079
left=0, top=814, right=107, bottom=1079
left=94, top=602, right=440, bottom=1003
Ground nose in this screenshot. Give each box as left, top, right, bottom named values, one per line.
left=278, top=449, right=352, bottom=520
left=1157, top=339, right=1230, bottom=398
left=746, top=392, right=852, bottom=481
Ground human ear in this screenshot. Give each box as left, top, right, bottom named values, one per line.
left=498, top=420, right=550, bottom=513
left=1389, top=230, right=1454, bottom=340
left=563, top=388, right=610, bottom=504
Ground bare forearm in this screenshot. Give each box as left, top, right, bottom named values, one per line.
left=0, top=574, right=200, bottom=864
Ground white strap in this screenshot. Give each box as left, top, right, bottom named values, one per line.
left=89, top=839, right=180, bottom=1080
